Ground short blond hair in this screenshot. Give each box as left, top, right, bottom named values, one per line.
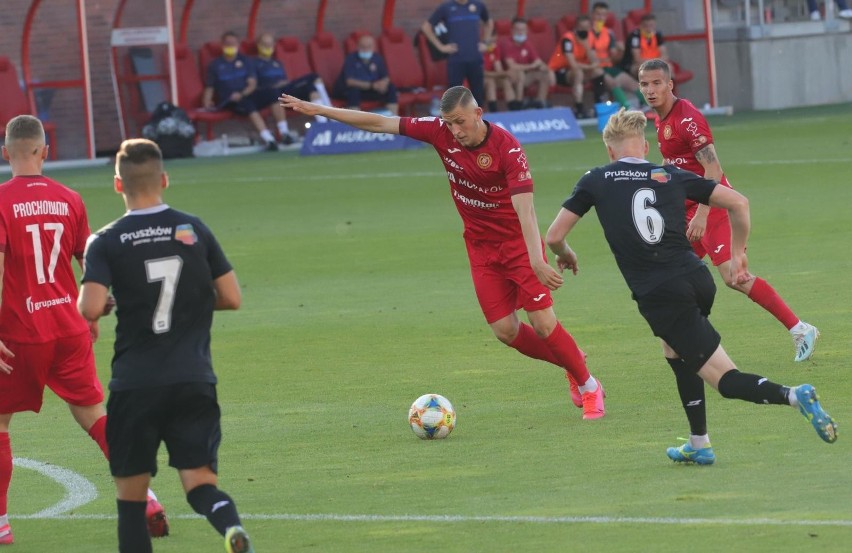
left=602, top=108, right=647, bottom=146
left=5, top=115, right=45, bottom=144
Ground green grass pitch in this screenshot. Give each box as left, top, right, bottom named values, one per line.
left=6, top=104, right=852, bottom=552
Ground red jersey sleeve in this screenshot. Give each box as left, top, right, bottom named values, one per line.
left=673, top=103, right=714, bottom=156
left=501, top=139, right=533, bottom=195
left=74, top=198, right=91, bottom=258
left=399, top=116, right=444, bottom=145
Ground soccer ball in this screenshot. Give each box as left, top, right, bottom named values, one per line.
left=408, top=393, right=456, bottom=439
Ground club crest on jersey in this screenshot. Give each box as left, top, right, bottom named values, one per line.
left=476, top=153, right=492, bottom=169
left=650, top=168, right=670, bottom=183
left=175, top=224, right=198, bottom=245
left=663, top=125, right=672, bottom=140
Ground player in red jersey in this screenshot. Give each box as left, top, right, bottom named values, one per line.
left=280, top=86, right=605, bottom=419
left=0, top=116, right=166, bottom=545
left=638, top=59, right=819, bottom=363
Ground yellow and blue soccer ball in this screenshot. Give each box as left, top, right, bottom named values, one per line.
left=408, top=394, right=456, bottom=439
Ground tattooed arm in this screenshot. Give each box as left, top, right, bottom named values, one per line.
left=688, top=143, right=725, bottom=241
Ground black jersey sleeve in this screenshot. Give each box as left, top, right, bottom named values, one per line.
left=81, top=232, right=112, bottom=287
left=561, top=171, right=596, bottom=216
left=197, top=221, right=233, bottom=279
left=678, top=170, right=717, bottom=206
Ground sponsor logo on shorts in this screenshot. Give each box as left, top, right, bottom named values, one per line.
left=532, top=293, right=546, bottom=302
left=713, top=244, right=725, bottom=254
left=26, top=294, right=72, bottom=314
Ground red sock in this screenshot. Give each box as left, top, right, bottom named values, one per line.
left=543, top=323, right=591, bottom=383
left=747, top=277, right=799, bottom=330
left=509, top=323, right=561, bottom=366
left=87, top=416, right=110, bottom=460
left=0, top=433, right=11, bottom=515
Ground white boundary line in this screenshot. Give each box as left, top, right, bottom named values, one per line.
left=12, top=457, right=98, bottom=517
left=14, top=512, right=852, bottom=527
left=12, top=458, right=852, bottom=527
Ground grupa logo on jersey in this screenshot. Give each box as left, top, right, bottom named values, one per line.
left=26, top=294, right=72, bottom=314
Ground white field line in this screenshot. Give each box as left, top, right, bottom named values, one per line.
left=12, top=457, right=98, bottom=517
left=14, top=512, right=852, bottom=528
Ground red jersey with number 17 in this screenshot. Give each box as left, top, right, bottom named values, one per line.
left=654, top=98, right=732, bottom=218
left=399, top=116, right=532, bottom=242
left=0, top=175, right=91, bottom=343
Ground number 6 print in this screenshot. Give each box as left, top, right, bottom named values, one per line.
left=631, top=188, right=664, bottom=244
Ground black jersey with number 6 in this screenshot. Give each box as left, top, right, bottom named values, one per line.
left=562, top=160, right=716, bottom=296
left=82, top=205, right=232, bottom=391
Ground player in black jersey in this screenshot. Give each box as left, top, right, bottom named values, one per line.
left=544, top=109, right=837, bottom=465
left=78, top=139, right=254, bottom=553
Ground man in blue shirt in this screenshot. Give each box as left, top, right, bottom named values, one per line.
left=251, top=33, right=332, bottom=125
left=421, top=0, right=494, bottom=106
left=202, top=31, right=286, bottom=150
left=332, top=34, right=399, bottom=115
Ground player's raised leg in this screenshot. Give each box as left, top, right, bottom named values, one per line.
left=699, top=346, right=837, bottom=443
left=715, top=260, right=819, bottom=362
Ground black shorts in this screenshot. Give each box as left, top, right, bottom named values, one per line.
left=106, top=382, right=221, bottom=478
left=252, top=75, right=318, bottom=109
left=224, top=96, right=259, bottom=116
left=635, top=266, right=721, bottom=370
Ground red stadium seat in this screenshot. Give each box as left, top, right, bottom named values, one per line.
left=494, top=19, right=512, bottom=39
left=378, top=27, right=433, bottom=115
left=415, top=31, right=448, bottom=91
left=275, top=36, right=314, bottom=80
left=0, top=56, right=57, bottom=159
left=307, top=32, right=382, bottom=111
left=623, top=9, right=647, bottom=36
left=556, top=14, right=577, bottom=39
left=198, top=41, right=222, bottom=78
left=172, top=43, right=234, bottom=141
left=527, top=18, right=556, bottom=65
left=240, top=39, right=258, bottom=57
left=308, top=32, right=344, bottom=87
left=344, top=30, right=374, bottom=54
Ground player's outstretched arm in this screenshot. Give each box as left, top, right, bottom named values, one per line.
left=545, top=208, right=581, bottom=275
left=708, top=186, right=752, bottom=284
left=279, top=94, right=401, bottom=135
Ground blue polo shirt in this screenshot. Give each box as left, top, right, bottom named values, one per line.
left=206, top=54, right=256, bottom=101
left=253, top=57, right=287, bottom=89
left=428, top=0, right=490, bottom=63
left=338, top=52, right=389, bottom=84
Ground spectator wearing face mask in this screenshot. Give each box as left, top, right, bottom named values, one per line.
left=499, top=17, right=551, bottom=110
left=332, top=34, right=399, bottom=115
left=202, top=30, right=282, bottom=151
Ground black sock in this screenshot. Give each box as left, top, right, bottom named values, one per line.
left=592, top=76, right=606, bottom=103
left=508, top=100, right=523, bottom=111
left=117, top=499, right=152, bottom=553
left=667, top=357, right=707, bottom=436
left=187, top=483, right=242, bottom=536
left=488, top=100, right=498, bottom=112
left=718, top=369, right=791, bottom=405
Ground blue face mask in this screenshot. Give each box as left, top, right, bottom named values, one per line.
left=512, top=34, right=527, bottom=43
left=358, top=51, right=372, bottom=61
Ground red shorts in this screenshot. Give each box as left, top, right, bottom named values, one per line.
left=0, top=332, right=104, bottom=414
left=465, top=237, right=553, bottom=324
left=690, top=208, right=732, bottom=266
